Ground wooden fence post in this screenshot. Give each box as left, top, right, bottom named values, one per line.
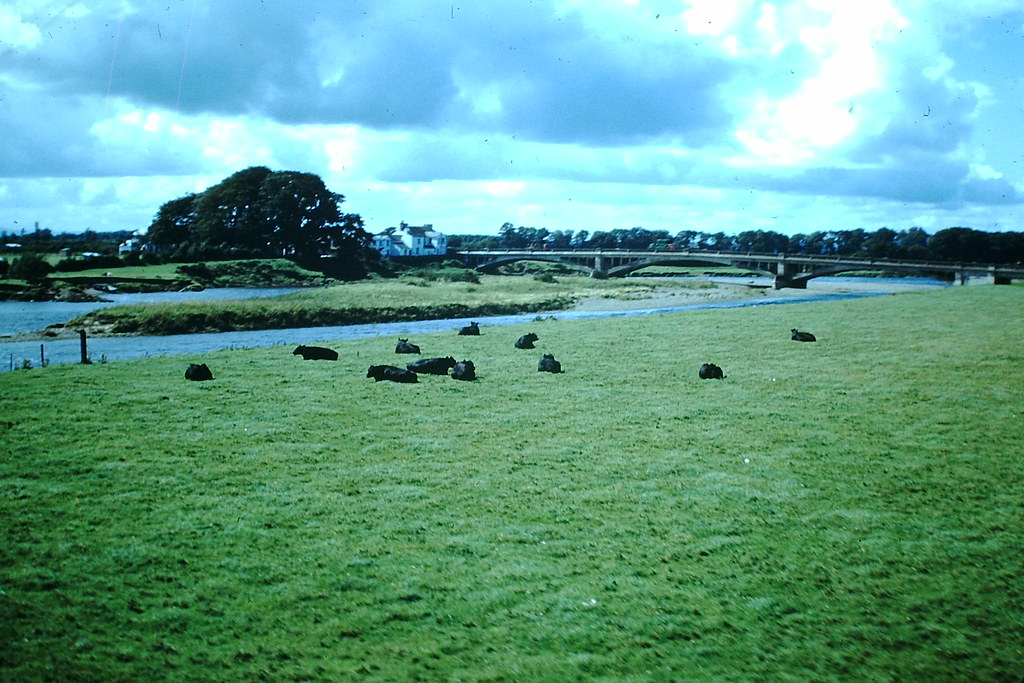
left=79, top=329, right=92, bottom=364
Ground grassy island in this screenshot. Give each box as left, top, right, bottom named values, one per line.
left=2, top=285, right=1022, bottom=680
left=64, top=273, right=723, bottom=336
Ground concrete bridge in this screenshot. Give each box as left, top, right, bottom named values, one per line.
left=457, top=248, right=1024, bottom=289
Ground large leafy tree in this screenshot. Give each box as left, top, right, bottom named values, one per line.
left=194, top=166, right=274, bottom=248
left=255, top=171, right=342, bottom=257
left=146, top=167, right=372, bottom=274
left=148, top=194, right=198, bottom=248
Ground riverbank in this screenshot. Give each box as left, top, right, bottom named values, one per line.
left=16, top=275, right=718, bottom=339
left=3, top=275, right=946, bottom=342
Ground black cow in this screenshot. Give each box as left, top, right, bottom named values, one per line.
left=395, top=338, right=421, bottom=354
left=458, top=322, right=480, bottom=336
left=293, top=345, right=338, bottom=361
left=791, top=328, right=817, bottom=342
left=451, top=360, right=476, bottom=381
left=515, top=332, right=539, bottom=349
left=407, top=356, right=457, bottom=375
left=538, top=353, right=562, bottom=373
left=698, top=363, right=725, bottom=379
left=185, top=363, right=214, bottom=381
left=367, top=364, right=419, bottom=383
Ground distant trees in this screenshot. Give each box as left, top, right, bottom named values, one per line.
left=146, top=166, right=375, bottom=277
left=0, top=227, right=132, bottom=255
left=475, top=223, right=1023, bottom=263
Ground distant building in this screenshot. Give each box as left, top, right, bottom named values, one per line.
left=372, top=222, right=447, bottom=258
left=118, top=231, right=158, bottom=255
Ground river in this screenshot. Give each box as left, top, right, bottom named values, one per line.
left=0, top=278, right=946, bottom=371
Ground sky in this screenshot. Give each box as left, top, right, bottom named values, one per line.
left=1, top=0, right=1022, bottom=238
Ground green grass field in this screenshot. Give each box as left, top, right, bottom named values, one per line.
left=2, top=286, right=1022, bottom=680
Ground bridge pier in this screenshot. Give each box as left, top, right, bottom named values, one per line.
left=955, top=271, right=1014, bottom=286
left=773, top=262, right=807, bottom=289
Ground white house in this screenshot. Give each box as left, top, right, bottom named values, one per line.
left=118, top=230, right=158, bottom=255
left=372, top=222, right=447, bottom=258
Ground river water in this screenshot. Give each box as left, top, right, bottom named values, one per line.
left=0, top=278, right=945, bottom=371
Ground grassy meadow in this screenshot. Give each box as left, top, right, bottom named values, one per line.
left=2, top=285, right=1023, bottom=680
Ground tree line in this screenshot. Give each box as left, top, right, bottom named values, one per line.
left=449, top=223, right=1024, bottom=264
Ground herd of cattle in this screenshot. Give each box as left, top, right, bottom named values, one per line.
left=358, top=321, right=564, bottom=383
left=185, top=323, right=817, bottom=383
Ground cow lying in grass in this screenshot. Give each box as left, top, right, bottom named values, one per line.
left=791, top=328, right=817, bottom=342
left=185, top=363, right=214, bottom=381
left=395, top=338, right=421, bottom=353
left=407, top=357, right=457, bottom=375
left=515, top=333, right=539, bottom=349
left=451, top=360, right=476, bottom=381
left=367, top=365, right=418, bottom=383
left=538, top=354, right=562, bottom=373
left=292, top=345, right=338, bottom=361
left=698, top=363, right=725, bottom=379
left=458, top=322, right=480, bottom=335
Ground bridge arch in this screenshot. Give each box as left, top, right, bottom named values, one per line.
left=774, top=262, right=956, bottom=287
left=607, top=256, right=775, bottom=278
left=472, top=254, right=596, bottom=275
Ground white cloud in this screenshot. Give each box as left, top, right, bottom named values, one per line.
left=0, top=4, right=42, bottom=49
left=0, top=0, right=1020, bottom=236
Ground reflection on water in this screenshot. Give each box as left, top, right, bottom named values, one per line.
left=0, top=278, right=945, bottom=371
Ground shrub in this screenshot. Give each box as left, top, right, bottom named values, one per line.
left=9, top=252, right=53, bottom=281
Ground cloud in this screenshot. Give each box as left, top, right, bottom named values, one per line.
left=0, top=0, right=1021, bottom=236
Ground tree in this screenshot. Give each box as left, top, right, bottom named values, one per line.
left=989, top=231, right=1024, bottom=263
left=734, top=230, right=789, bottom=253
left=193, top=166, right=273, bottom=248
left=863, top=228, right=898, bottom=258
left=9, top=252, right=53, bottom=281
left=317, top=213, right=375, bottom=279
left=144, top=166, right=368, bottom=270
left=255, top=171, right=342, bottom=258
left=148, top=194, right=198, bottom=249
left=895, top=227, right=929, bottom=259
left=570, top=230, right=589, bottom=248
left=498, top=222, right=526, bottom=248
left=833, top=229, right=866, bottom=256
left=673, top=230, right=700, bottom=249
left=928, top=227, right=991, bottom=262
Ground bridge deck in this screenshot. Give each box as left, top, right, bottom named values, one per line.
left=457, top=249, right=1023, bottom=289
